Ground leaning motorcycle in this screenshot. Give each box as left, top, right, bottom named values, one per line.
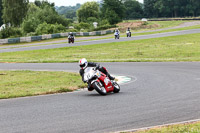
left=68, top=36, right=74, bottom=43
left=114, top=32, right=120, bottom=39
left=83, top=67, right=120, bottom=95
left=126, top=30, right=131, bottom=37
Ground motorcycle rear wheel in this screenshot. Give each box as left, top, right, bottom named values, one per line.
left=92, top=81, right=107, bottom=95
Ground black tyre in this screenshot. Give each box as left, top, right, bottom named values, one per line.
left=92, top=81, right=107, bottom=95
left=113, top=82, right=120, bottom=93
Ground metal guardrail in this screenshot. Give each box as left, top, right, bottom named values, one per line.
left=0, top=30, right=114, bottom=45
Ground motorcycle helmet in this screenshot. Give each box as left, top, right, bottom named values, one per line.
left=70, top=32, right=73, bottom=35
left=79, top=58, right=88, bottom=69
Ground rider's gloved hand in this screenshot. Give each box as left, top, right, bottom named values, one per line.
left=96, top=64, right=100, bottom=69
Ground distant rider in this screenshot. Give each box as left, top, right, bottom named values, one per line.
left=79, top=58, right=115, bottom=91
left=68, top=32, right=75, bottom=43
left=126, top=27, right=131, bottom=37
left=68, top=32, right=74, bottom=38
left=114, top=28, right=120, bottom=36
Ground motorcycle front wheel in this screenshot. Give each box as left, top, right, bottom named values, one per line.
left=113, top=82, right=120, bottom=93
left=92, top=81, right=107, bottom=95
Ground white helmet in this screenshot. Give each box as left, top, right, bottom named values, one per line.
left=79, top=58, right=88, bottom=69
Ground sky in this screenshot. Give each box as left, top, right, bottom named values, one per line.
left=29, top=0, right=143, bottom=7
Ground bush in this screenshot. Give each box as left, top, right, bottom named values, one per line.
left=22, top=17, right=40, bottom=34
left=72, top=22, right=92, bottom=32
left=73, top=23, right=81, bottom=31
left=0, top=27, right=23, bottom=39
left=66, top=28, right=78, bottom=32
left=87, top=17, right=99, bottom=24
left=94, top=24, right=116, bottom=31
left=35, top=22, right=66, bottom=35
left=79, top=22, right=91, bottom=29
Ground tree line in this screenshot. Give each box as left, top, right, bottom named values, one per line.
left=144, top=0, right=200, bottom=18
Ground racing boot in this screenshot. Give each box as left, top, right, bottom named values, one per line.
left=88, top=85, right=94, bottom=91
left=107, top=73, right=115, bottom=81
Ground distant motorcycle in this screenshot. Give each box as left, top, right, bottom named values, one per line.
left=68, top=36, right=74, bottom=44
left=114, top=32, right=120, bottom=39
left=83, top=67, right=120, bottom=95
left=126, top=30, right=131, bottom=37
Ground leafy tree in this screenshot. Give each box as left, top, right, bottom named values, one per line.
left=65, top=10, right=76, bottom=19
left=77, top=2, right=100, bottom=23
left=2, top=0, right=29, bottom=27
left=143, top=0, right=157, bottom=17
left=101, top=0, right=125, bottom=24
left=124, top=0, right=143, bottom=19
left=22, top=2, right=70, bottom=34
left=22, top=3, right=41, bottom=33
left=34, top=0, right=54, bottom=8
left=144, top=0, right=200, bottom=18
left=35, top=22, right=66, bottom=35
left=56, top=4, right=81, bottom=19
left=104, top=9, right=121, bottom=25
left=0, top=0, right=3, bottom=26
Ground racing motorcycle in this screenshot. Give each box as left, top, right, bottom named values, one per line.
left=114, top=32, right=120, bottom=39
left=83, top=67, right=120, bottom=95
left=126, top=30, right=131, bottom=37
left=68, top=36, right=74, bottom=44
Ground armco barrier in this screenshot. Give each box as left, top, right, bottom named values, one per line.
left=83, top=32, right=89, bottom=36
left=96, top=31, right=101, bottom=35
left=0, top=30, right=114, bottom=45
left=0, top=39, right=8, bottom=44
left=20, top=37, right=31, bottom=43
left=42, top=34, right=51, bottom=40
left=51, top=33, right=60, bottom=38
left=31, top=36, right=42, bottom=41
left=8, top=38, right=20, bottom=44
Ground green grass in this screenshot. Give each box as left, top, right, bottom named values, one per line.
left=147, top=21, right=185, bottom=29
left=0, top=70, right=86, bottom=99
left=0, top=33, right=200, bottom=63
left=131, top=121, right=200, bottom=133
left=132, top=25, right=200, bottom=36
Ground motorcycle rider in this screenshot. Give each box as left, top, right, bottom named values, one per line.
left=79, top=58, right=115, bottom=91
left=68, top=32, right=75, bottom=43
left=114, top=28, right=120, bottom=39
left=114, top=28, right=120, bottom=35
left=126, top=27, right=131, bottom=37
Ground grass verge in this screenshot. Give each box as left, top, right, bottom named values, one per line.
left=0, top=70, right=86, bottom=99
left=0, top=33, right=200, bottom=63
left=120, top=20, right=186, bottom=31
left=129, top=121, right=200, bottom=133
left=132, top=25, right=200, bottom=36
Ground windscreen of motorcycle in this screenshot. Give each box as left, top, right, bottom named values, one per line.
left=84, top=67, right=95, bottom=81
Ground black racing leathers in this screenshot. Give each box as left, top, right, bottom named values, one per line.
left=79, top=62, right=114, bottom=83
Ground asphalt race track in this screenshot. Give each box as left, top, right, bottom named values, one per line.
left=0, top=29, right=200, bottom=53
left=0, top=29, right=200, bottom=133
left=0, top=62, right=200, bottom=133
